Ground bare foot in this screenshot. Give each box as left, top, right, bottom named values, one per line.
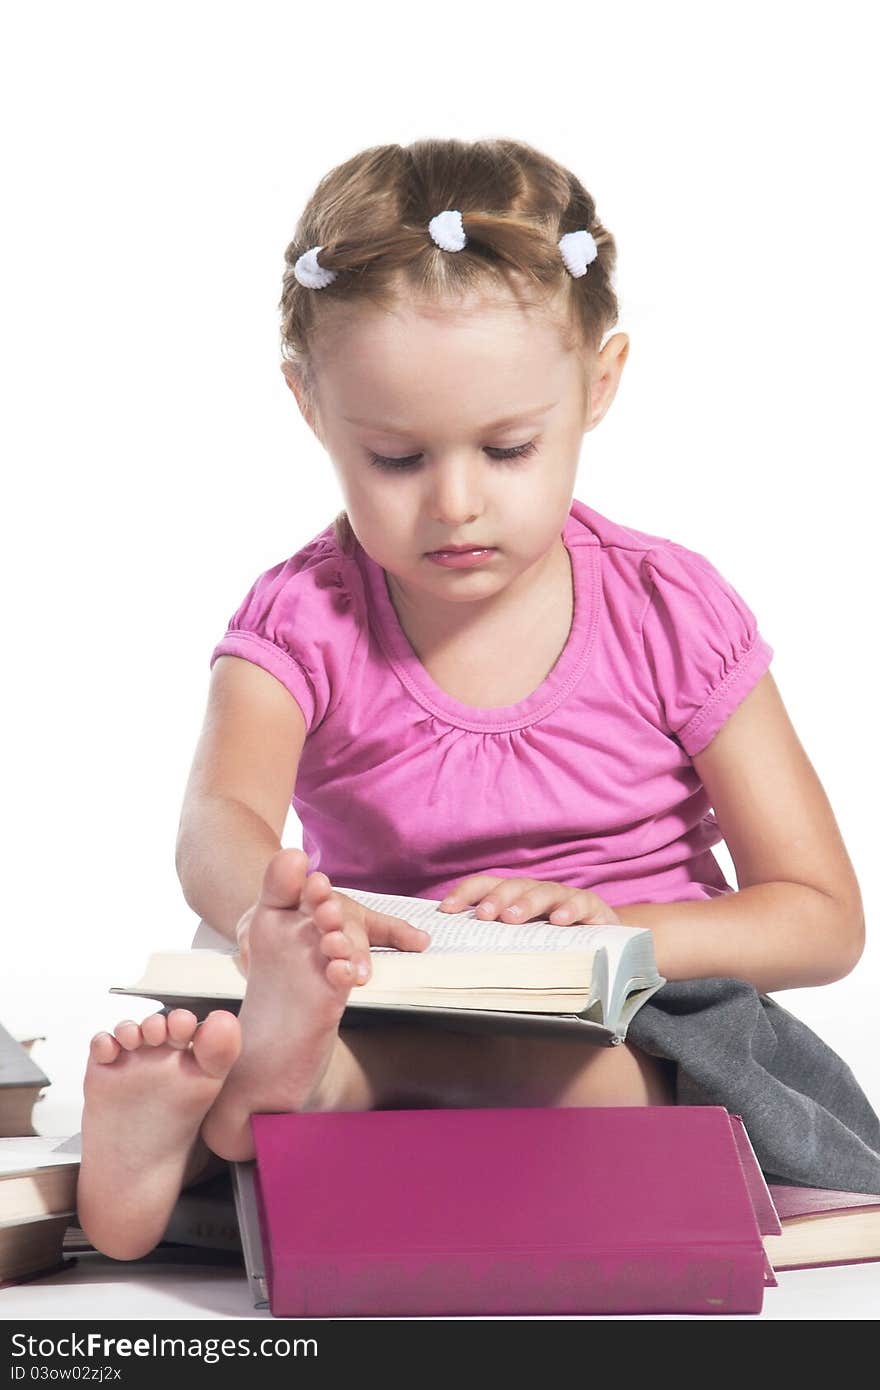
left=77, top=1008, right=241, bottom=1260
left=199, top=848, right=365, bottom=1162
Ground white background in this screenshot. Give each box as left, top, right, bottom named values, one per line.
left=2, top=1, right=877, bottom=1152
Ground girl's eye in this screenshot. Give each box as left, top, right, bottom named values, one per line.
left=367, top=441, right=538, bottom=472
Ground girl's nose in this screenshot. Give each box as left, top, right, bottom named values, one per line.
left=427, top=454, right=485, bottom=524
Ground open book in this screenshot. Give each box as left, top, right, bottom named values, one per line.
left=111, top=887, right=665, bottom=1045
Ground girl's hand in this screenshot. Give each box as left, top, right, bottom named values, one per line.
left=233, top=873, right=431, bottom=981
left=437, top=876, right=621, bottom=927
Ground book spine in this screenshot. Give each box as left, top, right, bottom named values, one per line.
left=267, top=1245, right=768, bottom=1317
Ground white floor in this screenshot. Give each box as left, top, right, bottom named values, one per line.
left=3, top=1250, right=880, bottom=1320
left=3, top=971, right=880, bottom=1322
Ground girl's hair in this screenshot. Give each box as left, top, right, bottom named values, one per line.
left=278, top=138, right=620, bottom=555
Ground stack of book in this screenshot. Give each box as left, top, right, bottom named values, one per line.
left=0, top=1018, right=79, bottom=1288
left=109, top=893, right=880, bottom=1316
left=9, top=1116, right=880, bottom=1311
left=0, top=1134, right=80, bottom=1287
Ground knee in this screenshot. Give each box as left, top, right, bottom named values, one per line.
left=554, top=1038, right=676, bottom=1108
left=618, top=1042, right=677, bottom=1106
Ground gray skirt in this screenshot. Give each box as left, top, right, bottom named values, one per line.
left=624, top=977, right=880, bottom=1193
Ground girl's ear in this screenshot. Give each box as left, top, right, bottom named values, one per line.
left=584, top=332, right=630, bottom=433
left=281, top=362, right=324, bottom=443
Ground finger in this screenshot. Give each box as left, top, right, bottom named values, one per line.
left=472, top=880, right=558, bottom=921
left=437, top=877, right=505, bottom=912
left=547, top=892, right=614, bottom=925
left=365, top=910, right=431, bottom=952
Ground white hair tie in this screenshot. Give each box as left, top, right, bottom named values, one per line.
left=428, top=209, right=467, bottom=252
left=292, top=216, right=600, bottom=290
left=558, top=229, right=598, bottom=278
left=293, top=245, right=338, bottom=289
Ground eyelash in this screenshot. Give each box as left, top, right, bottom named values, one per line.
left=366, top=441, right=538, bottom=472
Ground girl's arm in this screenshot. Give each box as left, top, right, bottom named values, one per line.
left=175, top=656, right=307, bottom=943
left=615, top=671, right=865, bottom=994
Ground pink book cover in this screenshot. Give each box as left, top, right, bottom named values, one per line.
left=249, top=1104, right=775, bottom=1318
left=728, top=1114, right=783, bottom=1239
left=765, top=1184, right=880, bottom=1272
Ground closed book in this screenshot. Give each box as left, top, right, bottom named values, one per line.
left=160, top=1167, right=243, bottom=1254
left=231, top=1161, right=269, bottom=1309
left=0, top=1135, right=80, bottom=1223
left=764, top=1185, right=880, bottom=1271
left=1, top=1210, right=76, bottom=1285
left=0, top=1022, right=50, bottom=1138
left=244, top=1104, right=778, bottom=1317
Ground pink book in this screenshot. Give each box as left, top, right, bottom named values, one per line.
left=248, top=1105, right=779, bottom=1317
left=764, top=1185, right=880, bottom=1272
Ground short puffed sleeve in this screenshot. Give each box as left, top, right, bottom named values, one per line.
left=639, top=541, right=774, bottom=758
left=209, top=536, right=357, bottom=736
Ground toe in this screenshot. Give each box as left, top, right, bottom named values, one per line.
left=326, top=956, right=359, bottom=992
left=318, top=928, right=354, bottom=961
left=89, top=1032, right=121, bottom=1064
left=313, top=895, right=345, bottom=933
left=140, top=1012, right=169, bottom=1047
left=113, top=1020, right=143, bottom=1051
left=260, top=847, right=309, bottom=912
left=303, top=871, right=333, bottom=909
left=165, top=1009, right=199, bottom=1048
left=191, top=1010, right=242, bottom=1079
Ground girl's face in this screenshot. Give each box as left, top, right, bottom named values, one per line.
left=289, top=291, right=627, bottom=623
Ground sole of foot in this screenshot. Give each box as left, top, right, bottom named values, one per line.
left=77, top=1007, right=241, bottom=1260
left=199, top=847, right=363, bottom=1162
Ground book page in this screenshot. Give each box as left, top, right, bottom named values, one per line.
left=337, top=887, right=648, bottom=955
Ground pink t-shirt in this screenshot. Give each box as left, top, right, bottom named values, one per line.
left=210, top=498, right=774, bottom=907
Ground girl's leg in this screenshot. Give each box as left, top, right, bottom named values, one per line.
left=325, top=1021, right=676, bottom=1111
left=493, top=1032, right=677, bottom=1107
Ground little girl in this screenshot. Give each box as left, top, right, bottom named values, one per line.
left=77, top=137, right=873, bottom=1261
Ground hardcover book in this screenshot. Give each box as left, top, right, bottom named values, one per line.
left=0, top=1021, right=50, bottom=1137
left=235, top=1104, right=780, bottom=1317
left=763, top=1186, right=880, bottom=1271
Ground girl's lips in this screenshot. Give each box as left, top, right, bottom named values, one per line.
left=426, top=547, right=497, bottom=568
left=427, top=545, right=493, bottom=553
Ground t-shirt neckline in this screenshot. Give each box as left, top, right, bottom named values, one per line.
left=354, top=508, right=600, bottom=732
